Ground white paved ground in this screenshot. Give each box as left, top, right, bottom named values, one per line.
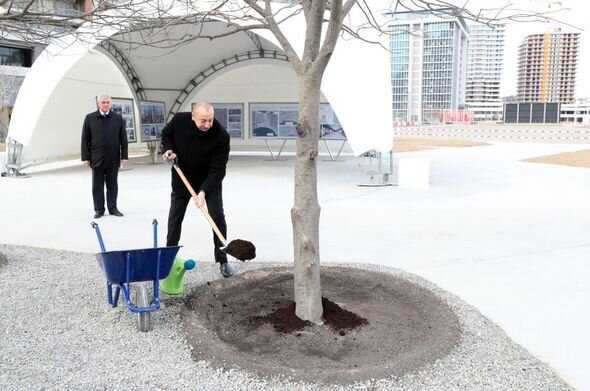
left=1, top=142, right=589, bottom=389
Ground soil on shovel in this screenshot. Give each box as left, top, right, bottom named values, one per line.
left=182, top=266, right=461, bottom=384
left=224, top=239, right=256, bottom=261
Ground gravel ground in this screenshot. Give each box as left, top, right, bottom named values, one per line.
left=0, top=244, right=573, bottom=390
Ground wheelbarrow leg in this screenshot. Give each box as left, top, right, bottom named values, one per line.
left=113, top=284, right=121, bottom=308
left=105, top=282, right=120, bottom=308
left=107, top=282, right=114, bottom=306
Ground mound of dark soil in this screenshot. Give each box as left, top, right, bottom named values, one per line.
left=250, top=296, right=368, bottom=334
left=182, top=266, right=461, bottom=384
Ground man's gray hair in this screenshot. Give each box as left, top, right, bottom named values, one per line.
left=192, top=100, right=213, bottom=114
left=96, top=94, right=111, bottom=101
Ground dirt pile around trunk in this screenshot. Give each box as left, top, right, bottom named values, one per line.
left=182, top=266, right=461, bottom=384
left=250, top=296, right=368, bottom=334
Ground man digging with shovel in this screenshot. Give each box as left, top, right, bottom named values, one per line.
left=162, top=101, right=255, bottom=278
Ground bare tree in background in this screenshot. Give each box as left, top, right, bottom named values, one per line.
left=1, top=0, right=567, bottom=323
left=0, top=70, right=22, bottom=143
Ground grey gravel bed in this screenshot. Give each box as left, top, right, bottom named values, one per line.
left=0, top=244, right=572, bottom=390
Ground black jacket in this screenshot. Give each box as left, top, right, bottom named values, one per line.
left=81, top=110, right=128, bottom=168
left=161, top=112, right=230, bottom=195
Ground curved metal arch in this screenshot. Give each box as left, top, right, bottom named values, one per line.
left=245, top=31, right=263, bottom=50
left=97, top=41, right=147, bottom=101
left=94, top=19, right=262, bottom=103
left=168, top=49, right=289, bottom=120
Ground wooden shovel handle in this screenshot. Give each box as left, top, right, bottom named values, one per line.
left=170, top=162, right=227, bottom=244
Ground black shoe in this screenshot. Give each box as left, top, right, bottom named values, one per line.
left=94, top=212, right=104, bottom=219
left=219, top=262, right=234, bottom=278
left=109, top=209, right=124, bottom=217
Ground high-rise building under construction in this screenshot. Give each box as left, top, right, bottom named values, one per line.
left=516, top=29, right=579, bottom=103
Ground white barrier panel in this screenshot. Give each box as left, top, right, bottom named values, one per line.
left=398, top=158, right=430, bottom=189
left=0, top=152, right=5, bottom=174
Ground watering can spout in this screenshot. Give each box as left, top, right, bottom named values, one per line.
left=160, top=256, right=196, bottom=295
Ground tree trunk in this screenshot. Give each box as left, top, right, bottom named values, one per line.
left=292, top=76, right=323, bottom=324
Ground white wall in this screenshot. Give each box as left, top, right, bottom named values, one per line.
left=183, top=62, right=349, bottom=153
left=21, top=54, right=348, bottom=161
left=22, top=50, right=135, bottom=162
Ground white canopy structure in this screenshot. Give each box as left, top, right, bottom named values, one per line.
left=8, top=5, right=392, bottom=164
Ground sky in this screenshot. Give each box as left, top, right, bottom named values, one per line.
left=465, top=0, right=589, bottom=98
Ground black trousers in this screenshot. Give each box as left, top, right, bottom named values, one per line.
left=92, top=166, right=119, bottom=214
left=166, top=189, right=228, bottom=264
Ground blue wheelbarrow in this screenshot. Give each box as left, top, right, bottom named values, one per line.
left=91, top=219, right=180, bottom=332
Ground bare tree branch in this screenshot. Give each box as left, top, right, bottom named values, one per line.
left=1, top=0, right=577, bottom=52
left=242, top=0, right=303, bottom=72
left=315, top=0, right=343, bottom=74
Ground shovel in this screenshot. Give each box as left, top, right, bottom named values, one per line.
left=165, top=157, right=256, bottom=261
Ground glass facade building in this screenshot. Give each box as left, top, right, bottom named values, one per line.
left=422, top=22, right=455, bottom=123
left=388, top=11, right=469, bottom=124
left=389, top=25, right=409, bottom=123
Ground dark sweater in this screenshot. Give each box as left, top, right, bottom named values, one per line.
left=161, top=112, right=230, bottom=195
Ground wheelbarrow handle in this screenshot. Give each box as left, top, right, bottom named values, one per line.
left=152, top=219, right=158, bottom=248
left=91, top=221, right=107, bottom=253
left=165, top=158, right=227, bottom=245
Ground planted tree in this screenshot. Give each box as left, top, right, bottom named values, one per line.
left=2, top=0, right=568, bottom=324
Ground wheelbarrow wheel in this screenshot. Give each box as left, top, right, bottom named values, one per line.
left=134, top=284, right=152, bottom=332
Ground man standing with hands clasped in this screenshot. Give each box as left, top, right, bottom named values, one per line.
left=161, top=100, right=234, bottom=278
left=81, top=94, right=128, bottom=219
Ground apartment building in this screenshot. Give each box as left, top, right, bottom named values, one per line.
left=516, top=29, right=579, bottom=103
left=466, top=23, right=505, bottom=122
